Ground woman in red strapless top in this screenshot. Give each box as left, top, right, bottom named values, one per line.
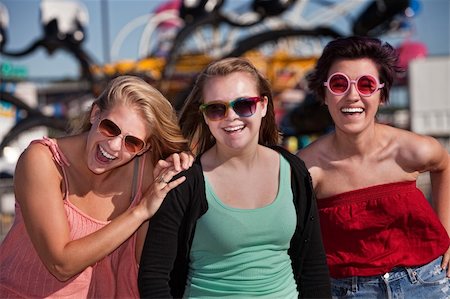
left=298, top=36, right=450, bottom=299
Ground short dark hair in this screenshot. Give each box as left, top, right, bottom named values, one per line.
left=308, top=36, right=401, bottom=104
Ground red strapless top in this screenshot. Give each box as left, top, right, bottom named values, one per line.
left=317, top=181, right=449, bottom=278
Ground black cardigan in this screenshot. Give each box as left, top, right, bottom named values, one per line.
left=138, top=146, right=331, bottom=298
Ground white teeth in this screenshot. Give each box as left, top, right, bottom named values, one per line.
left=99, top=146, right=116, bottom=160
left=224, top=125, right=244, bottom=132
left=341, top=107, right=364, bottom=113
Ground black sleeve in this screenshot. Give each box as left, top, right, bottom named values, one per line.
left=297, top=163, right=331, bottom=299
left=138, top=166, right=201, bottom=298
left=298, top=182, right=331, bottom=299
left=274, top=146, right=331, bottom=299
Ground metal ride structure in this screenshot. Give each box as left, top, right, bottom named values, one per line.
left=0, top=0, right=418, bottom=159
left=164, top=0, right=418, bottom=147
left=0, top=0, right=98, bottom=158
left=154, top=0, right=416, bottom=108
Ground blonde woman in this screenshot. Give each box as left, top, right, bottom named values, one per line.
left=0, top=75, right=193, bottom=298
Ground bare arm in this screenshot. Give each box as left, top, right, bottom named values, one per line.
left=399, top=133, right=450, bottom=274
left=429, top=149, right=450, bottom=276
left=428, top=148, right=450, bottom=276
left=401, top=134, right=450, bottom=233
left=14, top=143, right=191, bottom=281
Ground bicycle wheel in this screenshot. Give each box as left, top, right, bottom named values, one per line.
left=0, top=114, right=69, bottom=157
left=160, top=6, right=271, bottom=98
left=170, top=27, right=341, bottom=109
left=0, top=91, right=36, bottom=114
left=225, top=27, right=341, bottom=58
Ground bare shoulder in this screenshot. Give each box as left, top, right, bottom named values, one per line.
left=15, top=141, right=63, bottom=196
left=386, top=125, right=448, bottom=172
left=16, top=141, right=58, bottom=173
left=296, top=133, right=333, bottom=168
left=296, top=133, right=334, bottom=187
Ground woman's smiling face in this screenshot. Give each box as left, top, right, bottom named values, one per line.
left=201, top=71, right=267, bottom=151
left=86, top=103, right=149, bottom=174
left=324, top=58, right=383, bottom=134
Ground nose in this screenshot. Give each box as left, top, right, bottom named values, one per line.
left=347, top=81, right=360, bottom=97
left=108, top=135, right=124, bottom=151
left=224, top=106, right=239, bottom=120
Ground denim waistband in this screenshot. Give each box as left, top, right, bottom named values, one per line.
left=331, top=256, right=443, bottom=291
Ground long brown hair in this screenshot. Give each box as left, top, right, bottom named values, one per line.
left=178, top=57, right=280, bottom=155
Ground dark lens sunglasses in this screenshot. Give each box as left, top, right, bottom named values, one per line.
left=324, top=72, right=384, bottom=97
left=199, top=96, right=263, bottom=121
left=97, top=119, right=146, bottom=153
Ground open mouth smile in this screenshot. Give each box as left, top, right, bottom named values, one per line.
left=98, top=145, right=117, bottom=161
left=341, top=107, right=364, bottom=114
left=223, top=125, right=245, bottom=133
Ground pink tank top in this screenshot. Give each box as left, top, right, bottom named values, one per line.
left=0, top=137, right=145, bottom=298
left=318, top=181, right=450, bottom=278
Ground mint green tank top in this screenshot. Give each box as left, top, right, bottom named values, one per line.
left=184, top=155, right=298, bottom=298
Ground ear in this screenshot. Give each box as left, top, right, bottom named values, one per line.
left=261, top=96, right=268, bottom=117
left=90, top=104, right=101, bottom=125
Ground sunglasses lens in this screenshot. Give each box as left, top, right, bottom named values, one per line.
left=233, top=98, right=257, bottom=117
left=98, top=119, right=145, bottom=153
left=99, top=119, right=121, bottom=137
left=204, top=103, right=227, bottom=120
left=124, top=136, right=145, bottom=153
left=357, top=75, right=377, bottom=95
left=201, top=97, right=261, bottom=120
left=329, top=74, right=349, bottom=94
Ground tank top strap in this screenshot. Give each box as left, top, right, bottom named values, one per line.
left=32, top=136, right=71, bottom=167
left=279, top=154, right=291, bottom=185
left=30, top=137, right=70, bottom=199
left=130, top=155, right=146, bottom=204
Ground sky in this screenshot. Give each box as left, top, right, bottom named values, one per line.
left=0, top=0, right=449, bottom=81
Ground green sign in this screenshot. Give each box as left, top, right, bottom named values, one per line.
left=0, top=62, right=28, bottom=78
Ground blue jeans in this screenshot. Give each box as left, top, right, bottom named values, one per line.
left=331, top=256, right=450, bottom=299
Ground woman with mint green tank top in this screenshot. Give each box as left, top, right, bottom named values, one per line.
left=139, top=58, right=331, bottom=298
left=186, top=156, right=297, bottom=298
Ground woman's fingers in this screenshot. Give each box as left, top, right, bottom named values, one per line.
left=153, top=165, right=184, bottom=186
left=155, top=174, right=170, bottom=184
left=145, top=174, right=186, bottom=216
left=163, top=152, right=195, bottom=172
left=164, top=153, right=181, bottom=171
left=179, top=151, right=194, bottom=169
left=442, top=247, right=450, bottom=277
left=154, top=151, right=194, bottom=185
left=161, top=176, right=186, bottom=192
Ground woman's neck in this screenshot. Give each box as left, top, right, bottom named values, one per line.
left=333, top=124, right=380, bottom=158
left=203, top=143, right=261, bottom=171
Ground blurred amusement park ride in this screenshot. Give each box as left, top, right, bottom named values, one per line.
left=0, top=0, right=424, bottom=167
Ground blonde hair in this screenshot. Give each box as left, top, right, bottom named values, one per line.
left=71, top=75, right=188, bottom=163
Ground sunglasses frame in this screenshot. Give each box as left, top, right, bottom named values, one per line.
left=199, top=96, right=263, bottom=121
left=97, top=118, right=147, bottom=154
left=323, top=72, right=385, bottom=97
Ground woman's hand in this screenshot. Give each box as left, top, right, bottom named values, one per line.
left=442, top=246, right=450, bottom=277
left=164, top=151, right=195, bottom=172
left=139, top=152, right=194, bottom=219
